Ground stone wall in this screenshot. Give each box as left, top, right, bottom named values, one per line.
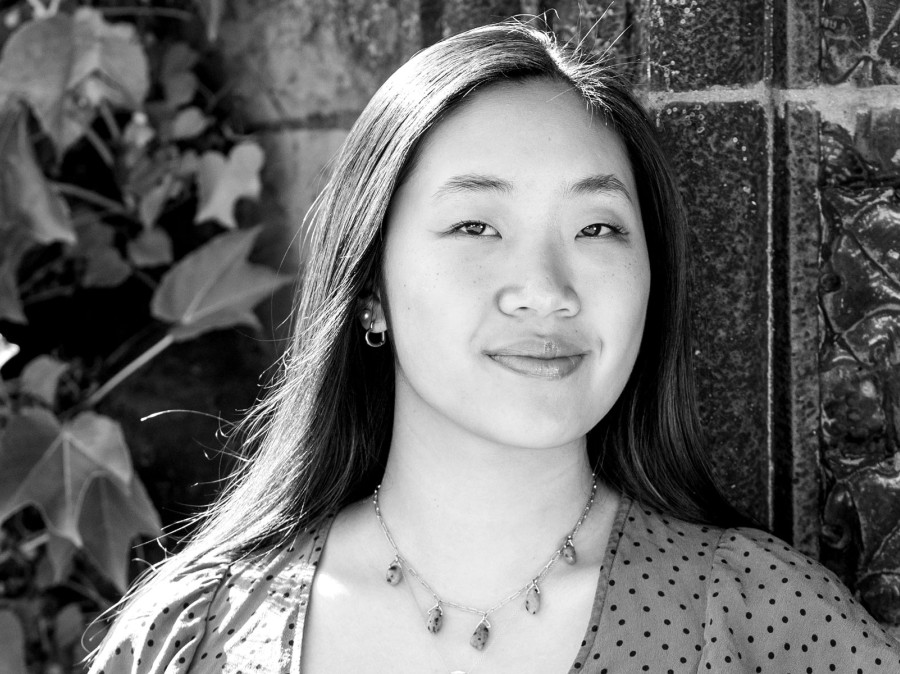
left=201, top=0, right=900, bottom=629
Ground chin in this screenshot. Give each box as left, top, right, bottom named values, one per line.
left=477, top=411, right=591, bottom=450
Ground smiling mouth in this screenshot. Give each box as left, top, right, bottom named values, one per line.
left=488, top=354, right=585, bottom=379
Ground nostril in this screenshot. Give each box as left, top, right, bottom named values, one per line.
left=496, top=279, right=580, bottom=318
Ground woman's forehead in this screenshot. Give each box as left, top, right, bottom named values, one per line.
left=402, top=79, right=637, bottom=199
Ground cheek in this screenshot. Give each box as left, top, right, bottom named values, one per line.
left=383, top=244, right=470, bottom=363
left=583, top=248, right=650, bottom=313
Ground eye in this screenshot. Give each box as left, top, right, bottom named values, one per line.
left=578, top=223, right=625, bottom=238
left=450, top=221, right=499, bottom=237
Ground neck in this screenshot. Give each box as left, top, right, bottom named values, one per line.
left=372, top=395, right=602, bottom=607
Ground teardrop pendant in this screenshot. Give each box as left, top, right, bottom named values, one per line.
left=562, top=537, right=577, bottom=564
left=469, top=617, right=490, bottom=650
left=524, top=582, right=541, bottom=615
left=385, top=558, right=403, bottom=585
left=426, top=603, right=443, bottom=633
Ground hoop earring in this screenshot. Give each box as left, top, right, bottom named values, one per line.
left=365, top=319, right=386, bottom=348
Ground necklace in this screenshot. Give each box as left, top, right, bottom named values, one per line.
left=372, top=478, right=598, bottom=652
left=401, top=571, right=487, bottom=674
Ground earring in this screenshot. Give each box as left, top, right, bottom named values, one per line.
left=363, top=311, right=386, bottom=348
left=365, top=322, right=386, bottom=348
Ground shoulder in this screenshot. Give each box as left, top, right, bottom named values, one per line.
left=88, top=553, right=233, bottom=674
left=701, top=526, right=900, bottom=669
left=88, top=520, right=331, bottom=674
left=613, top=500, right=725, bottom=581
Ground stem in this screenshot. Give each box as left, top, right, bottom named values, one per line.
left=98, top=103, right=122, bottom=143
left=83, top=127, right=115, bottom=167
left=52, top=183, right=130, bottom=218
left=84, top=333, right=174, bottom=408
left=98, top=7, right=195, bottom=21
left=20, top=531, right=50, bottom=557
left=103, top=324, right=157, bottom=369
left=132, top=269, right=159, bottom=290
left=202, top=80, right=236, bottom=114
left=21, top=285, right=74, bottom=306
left=18, top=253, right=65, bottom=295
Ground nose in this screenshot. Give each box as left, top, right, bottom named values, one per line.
left=495, top=241, right=581, bottom=318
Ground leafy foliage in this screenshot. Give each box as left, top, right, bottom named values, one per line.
left=0, top=1, right=281, bottom=671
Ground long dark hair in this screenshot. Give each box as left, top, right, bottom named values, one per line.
left=105, top=19, right=746, bottom=629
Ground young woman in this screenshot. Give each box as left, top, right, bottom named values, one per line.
left=89, top=21, right=898, bottom=674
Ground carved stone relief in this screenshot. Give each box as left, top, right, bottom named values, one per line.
left=819, top=113, right=900, bottom=625
left=821, top=0, right=900, bottom=84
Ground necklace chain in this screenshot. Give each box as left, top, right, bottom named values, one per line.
left=372, top=478, right=598, bottom=621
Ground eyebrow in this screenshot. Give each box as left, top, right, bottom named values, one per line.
left=432, top=174, right=513, bottom=199
left=432, top=172, right=633, bottom=204
left=565, top=174, right=634, bottom=204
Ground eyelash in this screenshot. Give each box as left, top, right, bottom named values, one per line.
left=450, top=221, right=499, bottom=237
left=579, top=223, right=627, bottom=238
left=448, top=221, right=626, bottom=238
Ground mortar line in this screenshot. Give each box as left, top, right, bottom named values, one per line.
left=645, top=82, right=900, bottom=109
left=764, top=77, right=776, bottom=534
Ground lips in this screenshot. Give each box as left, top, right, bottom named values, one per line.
left=485, top=338, right=588, bottom=380
left=489, top=354, right=584, bottom=379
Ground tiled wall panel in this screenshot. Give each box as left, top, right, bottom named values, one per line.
left=771, top=103, right=822, bottom=554
left=656, top=102, right=771, bottom=525
left=644, top=0, right=768, bottom=90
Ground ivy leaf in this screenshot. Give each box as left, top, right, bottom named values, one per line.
left=162, top=42, right=199, bottom=77
left=54, top=604, right=85, bottom=649
left=72, top=220, right=131, bottom=288
left=0, top=407, right=61, bottom=518
left=0, top=264, right=26, bottom=323
left=0, top=106, right=71, bottom=320
left=43, top=533, right=78, bottom=585
left=20, top=355, right=68, bottom=406
left=70, top=8, right=149, bottom=109
left=137, top=176, right=174, bottom=229
left=0, top=106, right=73, bottom=244
left=151, top=227, right=292, bottom=341
left=0, top=9, right=148, bottom=151
left=194, top=143, right=264, bottom=229
left=164, top=71, right=198, bottom=108
left=79, top=475, right=161, bottom=592
left=125, top=146, right=178, bottom=207
left=0, top=409, right=135, bottom=546
left=160, top=42, right=198, bottom=108
left=0, top=229, right=36, bottom=324
left=170, top=106, right=209, bottom=140
left=0, top=14, right=72, bottom=149
left=0, top=333, right=20, bottom=369
left=127, top=228, right=173, bottom=267
left=0, top=611, right=27, bottom=674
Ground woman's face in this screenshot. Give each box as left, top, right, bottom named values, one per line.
left=375, top=79, right=651, bottom=450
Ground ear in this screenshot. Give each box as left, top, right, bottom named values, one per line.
left=356, top=287, right=387, bottom=333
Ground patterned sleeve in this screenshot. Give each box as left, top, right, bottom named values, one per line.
left=87, top=557, right=231, bottom=674
left=699, top=527, right=899, bottom=672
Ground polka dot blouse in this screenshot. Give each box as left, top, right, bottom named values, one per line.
left=89, top=494, right=899, bottom=672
